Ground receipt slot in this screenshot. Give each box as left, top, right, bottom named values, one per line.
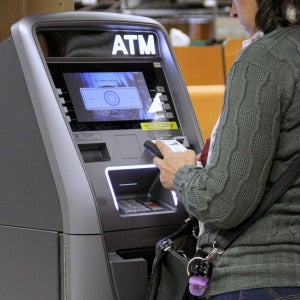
left=0, top=12, right=203, bottom=300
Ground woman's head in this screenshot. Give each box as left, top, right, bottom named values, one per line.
left=230, top=0, right=258, bottom=37
left=231, top=0, right=300, bottom=36
left=255, top=0, right=300, bottom=33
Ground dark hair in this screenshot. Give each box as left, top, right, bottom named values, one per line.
left=255, top=0, right=300, bottom=34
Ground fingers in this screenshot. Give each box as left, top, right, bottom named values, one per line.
left=152, top=140, right=197, bottom=190
left=155, top=140, right=172, bottom=156
left=153, top=155, right=161, bottom=167
left=196, top=153, right=202, bottom=160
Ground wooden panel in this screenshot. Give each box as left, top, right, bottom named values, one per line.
left=222, top=38, right=244, bottom=80
left=25, top=0, right=74, bottom=15
left=0, top=0, right=74, bottom=41
left=174, top=46, right=225, bottom=86
left=187, top=85, right=225, bottom=140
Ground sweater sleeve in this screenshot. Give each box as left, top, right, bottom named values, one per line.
left=174, top=56, right=287, bottom=230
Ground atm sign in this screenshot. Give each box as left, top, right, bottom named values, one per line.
left=112, top=34, right=157, bottom=56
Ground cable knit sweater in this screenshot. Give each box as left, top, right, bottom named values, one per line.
left=174, top=26, right=300, bottom=297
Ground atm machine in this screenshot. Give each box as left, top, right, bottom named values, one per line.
left=0, top=12, right=203, bottom=299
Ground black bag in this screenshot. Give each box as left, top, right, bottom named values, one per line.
left=147, top=217, right=199, bottom=300
left=147, top=155, right=300, bottom=300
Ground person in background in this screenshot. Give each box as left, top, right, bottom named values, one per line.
left=153, top=0, right=300, bottom=299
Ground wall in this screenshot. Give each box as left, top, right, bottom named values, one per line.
left=0, top=0, right=74, bottom=41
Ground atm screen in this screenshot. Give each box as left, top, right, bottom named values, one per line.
left=63, top=71, right=157, bottom=123
left=48, top=61, right=178, bottom=131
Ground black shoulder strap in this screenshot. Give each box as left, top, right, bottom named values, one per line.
left=215, top=155, right=300, bottom=251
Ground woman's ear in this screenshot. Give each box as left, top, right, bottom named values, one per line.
left=287, top=2, right=296, bottom=22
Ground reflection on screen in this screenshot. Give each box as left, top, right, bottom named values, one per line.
left=80, top=87, right=142, bottom=110
left=64, top=72, right=160, bottom=122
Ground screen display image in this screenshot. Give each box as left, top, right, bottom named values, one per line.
left=64, top=72, right=162, bottom=122
left=47, top=61, right=179, bottom=131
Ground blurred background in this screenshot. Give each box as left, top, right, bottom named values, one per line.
left=75, top=0, right=248, bottom=44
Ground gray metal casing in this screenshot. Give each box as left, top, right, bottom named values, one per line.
left=0, top=12, right=203, bottom=299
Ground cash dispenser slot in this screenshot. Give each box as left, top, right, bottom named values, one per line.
left=105, top=165, right=177, bottom=216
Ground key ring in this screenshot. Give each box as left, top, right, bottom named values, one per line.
left=186, top=256, right=206, bottom=276
left=187, top=242, right=224, bottom=276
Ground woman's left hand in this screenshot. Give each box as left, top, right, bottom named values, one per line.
left=153, top=140, right=197, bottom=190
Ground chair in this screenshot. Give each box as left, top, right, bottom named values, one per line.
left=222, top=38, right=244, bottom=81
left=174, top=45, right=225, bottom=85
left=187, top=85, right=225, bottom=140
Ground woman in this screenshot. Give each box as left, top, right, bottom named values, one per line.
left=153, top=0, right=300, bottom=299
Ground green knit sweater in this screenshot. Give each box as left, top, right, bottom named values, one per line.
left=174, top=26, right=300, bottom=297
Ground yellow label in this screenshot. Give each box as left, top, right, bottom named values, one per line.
left=140, top=122, right=178, bottom=131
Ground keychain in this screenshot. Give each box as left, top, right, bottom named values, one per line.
left=187, top=257, right=213, bottom=296
left=187, top=243, right=223, bottom=296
